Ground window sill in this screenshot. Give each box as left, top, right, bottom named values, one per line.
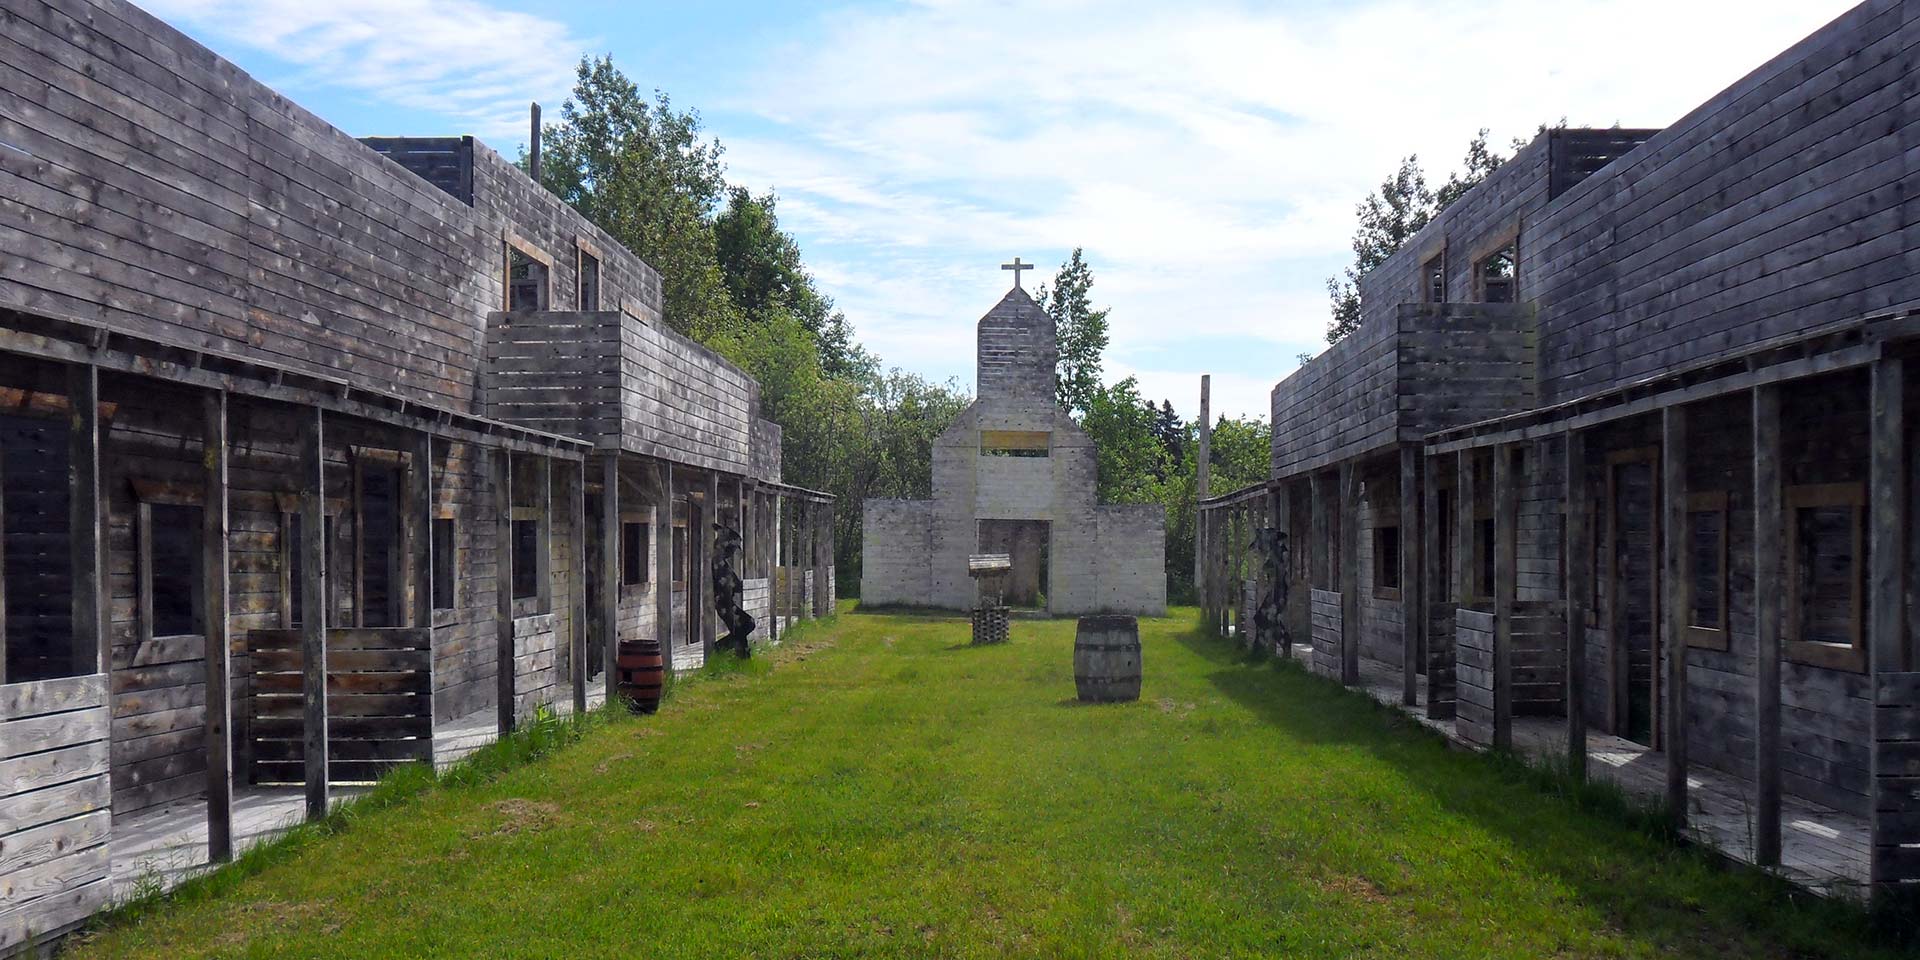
left=1784, top=639, right=1865, bottom=673
left=1372, top=588, right=1402, bottom=602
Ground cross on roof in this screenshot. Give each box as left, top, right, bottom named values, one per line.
left=1001, top=257, right=1034, bottom=290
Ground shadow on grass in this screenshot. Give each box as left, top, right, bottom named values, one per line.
left=1169, top=621, right=1918, bottom=957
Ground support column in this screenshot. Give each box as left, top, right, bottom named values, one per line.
left=1661, top=405, right=1690, bottom=823
left=1423, top=452, right=1448, bottom=718
left=1493, top=444, right=1517, bottom=751
left=570, top=459, right=588, bottom=714
left=600, top=455, right=619, bottom=705
left=704, top=472, right=721, bottom=656
left=1751, top=384, right=1783, bottom=866
left=411, top=434, right=433, bottom=629
left=767, top=494, right=781, bottom=642
left=1867, top=355, right=1909, bottom=894
left=815, top=501, right=833, bottom=617
left=1195, top=375, right=1211, bottom=593
left=296, top=407, right=329, bottom=818
left=655, top=461, right=674, bottom=672
left=495, top=448, right=515, bottom=735
left=1564, top=428, right=1591, bottom=780
left=1309, top=474, right=1327, bottom=601
left=1339, top=461, right=1360, bottom=686
left=1400, top=446, right=1421, bottom=706
left=1271, top=483, right=1291, bottom=658
left=203, top=391, right=233, bottom=861
left=67, top=365, right=105, bottom=678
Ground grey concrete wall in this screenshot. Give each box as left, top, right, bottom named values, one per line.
left=859, top=499, right=933, bottom=607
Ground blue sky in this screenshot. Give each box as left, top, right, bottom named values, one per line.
left=146, top=0, right=1856, bottom=420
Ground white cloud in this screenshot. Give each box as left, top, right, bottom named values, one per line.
left=142, top=0, right=585, bottom=140
left=720, top=0, right=1858, bottom=416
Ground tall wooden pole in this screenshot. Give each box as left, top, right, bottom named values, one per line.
left=297, top=407, right=329, bottom=818
left=1400, top=445, right=1421, bottom=706
left=1866, top=356, right=1907, bottom=893
left=1661, top=405, right=1690, bottom=823
left=1422, top=453, right=1447, bottom=718
left=1493, top=444, right=1516, bottom=751
left=1751, top=384, right=1783, bottom=866
left=495, top=448, right=515, bottom=735
left=1195, top=375, right=1211, bottom=598
left=704, top=471, right=721, bottom=656
left=570, top=459, right=588, bottom=714
left=67, top=364, right=104, bottom=678
left=203, top=390, right=233, bottom=861
left=656, top=461, right=675, bottom=672
left=600, top=454, right=619, bottom=705
left=1339, top=460, right=1360, bottom=686
left=1564, top=428, right=1590, bottom=780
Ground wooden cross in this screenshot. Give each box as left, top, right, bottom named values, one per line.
left=1001, top=257, right=1034, bottom=290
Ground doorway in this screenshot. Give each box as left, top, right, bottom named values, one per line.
left=1607, top=448, right=1660, bottom=747
left=977, top=519, right=1050, bottom=608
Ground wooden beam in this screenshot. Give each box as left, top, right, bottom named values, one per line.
left=411, top=434, right=433, bottom=630
left=1195, top=374, right=1210, bottom=593
left=1493, top=444, right=1516, bottom=751
left=67, top=364, right=104, bottom=678
left=1400, top=445, right=1421, bottom=706
left=1867, top=355, right=1907, bottom=891
left=815, top=500, right=833, bottom=618
left=600, top=455, right=619, bottom=706
left=297, top=406, right=328, bottom=819
left=1662, top=404, right=1689, bottom=823
left=1455, top=451, right=1475, bottom=617
left=1310, top=473, right=1327, bottom=602
left=1422, top=454, right=1446, bottom=716
left=705, top=471, right=721, bottom=655
left=1339, top=461, right=1359, bottom=686
left=203, top=390, right=233, bottom=862
left=656, top=460, right=674, bottom=671
left=1271, top=482, right=1290, bottom=658
left=1752, top=383, right=1783, bottom=866
left=1564, top=428, right=1590, bottom=781
left=495, top=448, right=514, bottom=735
left=571, top=459, right=588, bottom=715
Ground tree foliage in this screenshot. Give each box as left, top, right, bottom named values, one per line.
left=1322, top=129, right=1511, bottom=345
left=1036, top=248, right=1110, bottom=418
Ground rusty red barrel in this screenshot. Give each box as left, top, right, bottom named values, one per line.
left=617, top=639, right=664, bottom=714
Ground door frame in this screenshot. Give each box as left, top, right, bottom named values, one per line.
left=1605, top=445, right=1661, bottom=748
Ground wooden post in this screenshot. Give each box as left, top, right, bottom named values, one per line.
left=67, top=364, right=105, bottom=678
left=1661, top=404, right=1690, bottom=823
left=571, top=459, right=588, bottom=715
left=203, top=391, right=233, bottom=861
left=1310, top=474, right=1327, bottom=600
left=1752, top=384, right=1783, bottom=866
left=767, top=493, right=780, bottom=643
left=1455, top=451, right=1475, bottom=617
left=1339, top=461, right=1360, bottom=686
left=296, top=407, right=329, bottom=819
left=495, top=448, right=514, bottom=735
left=1493, top=444, right=1517, bottom=750
left=411, top=434, right=433, bottom=629
left=1422, top=454, right=1447, bottom=717
left=1564, top=428, right=1590, bottom=780
left=800, top=500, right=815, bottom=622
left=704, top=471, right=721, bottom=655
left=1271, top=482, right=1290, bottom=658
left=1400, top=446, right=1421, bottom=706
left=1867, top=355, right=1907, bottom=892
left=815, top=500, right=833, bottom=617
left=600, top=454, right=619, bottom=706
left=1196, top=374, right=1211, bottom=593
left=656, top=461, right=675, bottom=672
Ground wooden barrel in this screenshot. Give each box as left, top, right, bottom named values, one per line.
left=1074, top=615, right=1141, bottom=703
left=617, top=639, right=664, bottom=714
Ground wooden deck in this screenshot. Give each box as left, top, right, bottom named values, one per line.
left=1349, top=655, right=1870, bottom=898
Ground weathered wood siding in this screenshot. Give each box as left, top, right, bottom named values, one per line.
left=1, top=675, right=111, bottom=954
left=247, top=628, right=433, bottom=785
left=1309, top=588, right=1341, bottom=679
left=1528, top=0, right=1915, bottom=402
left=1454, top=608, right=1495, bottom=747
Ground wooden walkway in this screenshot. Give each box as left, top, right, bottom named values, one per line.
left=1349, top=656, right=1870, bottom=898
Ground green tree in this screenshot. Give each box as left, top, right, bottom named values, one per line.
left=1036, top=248, right=1110, bottom=417
left=530, top=56, right=736, bottom=339
left=713, top=186, right=873, bottom=380
left=1324, top=155, right=1431, bottom=344
left=1432, top=129, right=1506, bottom=212
left=1080, top=378, right=1163, bottom=503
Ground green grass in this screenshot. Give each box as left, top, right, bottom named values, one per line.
left=67, top=607, right=1908, bottom=958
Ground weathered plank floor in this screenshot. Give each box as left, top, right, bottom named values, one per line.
left=1348, top=655, right=1870, bottom=897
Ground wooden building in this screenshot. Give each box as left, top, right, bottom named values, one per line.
left=1200, top=0, right=1919, bottom=901
left=0, top=0, right=835, bottom=949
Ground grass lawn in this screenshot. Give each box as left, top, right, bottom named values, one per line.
left=69, top=606, right=1906, bottom=959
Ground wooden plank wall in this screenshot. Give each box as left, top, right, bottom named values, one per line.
left=510, top=614, right=558, bottom=725
left=1309, top=588, right=1341, bottom=679
left=1527, top=0, right=1915, bottom=403
left=1454, top=609, right=1496, bottom=747
left=1395, top=304, right=1539, bottom=441
left=1510, top=600, right=1566, bottom=717
left=0, top=675, right=113, bottom=954
left=1873, top=672, right=1920, bottom=886
left=0, top=0, right=704, bottom=423
left=1426, top=602, right=1457, bottom=718
left=247, top=629, right=432, bottom=785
